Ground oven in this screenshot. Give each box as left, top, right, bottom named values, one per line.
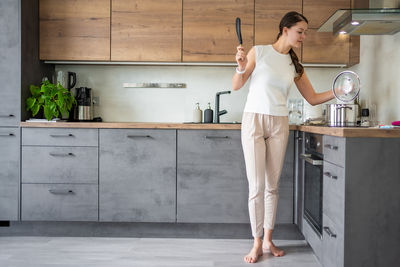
left=300, top=133, right=323, bottom=237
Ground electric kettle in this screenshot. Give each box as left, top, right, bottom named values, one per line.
left=74, top=87, right=93, bottom=121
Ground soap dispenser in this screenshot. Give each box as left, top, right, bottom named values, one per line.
left=204, top=102, right=214, bottom=123
left=193, top=102, right=203, bottom=123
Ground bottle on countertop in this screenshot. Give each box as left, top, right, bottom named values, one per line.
left=204, top=102, right=214, bottom=123
left=193, top=102, right=203, bottom=123
left=361, top=108, right=370, bottom=127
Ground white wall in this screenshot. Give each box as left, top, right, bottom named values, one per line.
left=351, top=33, right=400, bottom=125
left=56, top=32, right=399, bottom=124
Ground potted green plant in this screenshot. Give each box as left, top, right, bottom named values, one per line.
left=26, top=80, right=77, bottom=121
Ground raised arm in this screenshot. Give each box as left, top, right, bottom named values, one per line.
left=294, top=72, right=335, bottom=105
left=232, top=46, right=256, bottom=91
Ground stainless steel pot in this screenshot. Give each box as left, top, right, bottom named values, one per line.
left=326, top=104, right=359, bottom=127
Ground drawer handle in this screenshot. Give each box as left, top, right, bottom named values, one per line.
left=50, top=134, right=74, bottom=138
left=127, top=135, right=152, bottom=138
left=0, top=114, right=14, bottom=118
left=205, top=136, right=230, bottom=139
left=49, top=189, right=74, bottom=195
left=324, top=172, right=338, bottom=179
left=49, top=152, right=75, bottom=157
left=0, top=133, right=14, bottom=137
left=324, top=144, right=338, bottom=150
left=323, top=226, right=337, bottom=238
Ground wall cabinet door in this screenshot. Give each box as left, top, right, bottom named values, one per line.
left=183, top=0, right=254, bottom=62
left=255, top=0, right=302, bottom=56
left=99, top=129, right=176, bottom=222
left=39, top=0, right=110, bottom=60
left=0, top=128, right=20, bottom=221
left=303, top=0, right=350, bottom=29
left=302, top=30, right=352, bottom=64
left=0, top=0, right=20, bottom=126
left=111, top=0, right=182, bottom=61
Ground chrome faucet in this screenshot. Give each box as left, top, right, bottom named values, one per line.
left=214, top=90, right=231, bottom=123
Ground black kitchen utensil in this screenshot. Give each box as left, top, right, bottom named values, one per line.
left=67, top=72, right=76, bottom=90
left=235, top=17, right=242, bottom=45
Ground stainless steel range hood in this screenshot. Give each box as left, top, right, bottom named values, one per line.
left=318, top=0, right=400, bottom=35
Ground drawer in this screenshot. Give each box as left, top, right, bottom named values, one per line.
left=21, top=184, right=98, bottom=221
left=323, top=135, right=345, bottom=167
left=22, top=146, right=98, bottom=184
left=323, top=161, right=345, bottom=229
left=322, top=214, right=344, bottom=267
left=22, top=128, right=98, bottom=146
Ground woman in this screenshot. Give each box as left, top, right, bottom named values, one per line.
left=232, top=11, right=334, bottom=263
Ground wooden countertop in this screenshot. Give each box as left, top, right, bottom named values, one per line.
left=295, top=125, right=400, bottom=138
left=20, top=122, right=400, bottom=138
left=20, top=122, right=244, bottom=130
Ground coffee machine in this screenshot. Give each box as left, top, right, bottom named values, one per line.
left=74, top=87, right=93, bottom=121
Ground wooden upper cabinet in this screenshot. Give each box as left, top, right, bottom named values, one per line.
left=111, top=0, right=182, bottom=61
left=183, top=0, right=254, bottom=62
left=302, top=29, right=350, bottom=64
left=303, top=0, right=350, bottom=28
left=302, top=1, right=360, bottom=66
left=39, top=0, right=110, bottom=61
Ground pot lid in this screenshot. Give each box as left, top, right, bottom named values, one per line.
left=332, top=71, right=361, bottom=102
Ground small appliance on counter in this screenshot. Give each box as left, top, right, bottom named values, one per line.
left=74, top=87, right=100, bottom=122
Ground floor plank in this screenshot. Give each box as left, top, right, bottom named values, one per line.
left=0, top=237, right=321, bottom=266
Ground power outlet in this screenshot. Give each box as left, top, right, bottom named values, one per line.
left=93, top=96, right=100, bottom=106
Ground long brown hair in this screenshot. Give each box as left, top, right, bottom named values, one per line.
left=276, top=11, right=308, bottom=78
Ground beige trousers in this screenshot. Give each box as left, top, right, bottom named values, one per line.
left=241, top=112, right=289, bottom=238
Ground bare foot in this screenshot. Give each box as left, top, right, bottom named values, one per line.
left=263, top=242, right=285, bottom=257
left=244, top=245, right=263, bottom=263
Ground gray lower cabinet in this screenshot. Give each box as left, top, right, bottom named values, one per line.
left=317, top=135, right=400, bottom=267
left=0, top=127, right=20, bottom=220
left=99, top=129, right=176, bottom=222
left=177, top=130, right=294, bottom=224
left=21, top=128, right=99, bottom=221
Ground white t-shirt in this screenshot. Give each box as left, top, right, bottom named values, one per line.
left=244, top=45, right=296, bottom=116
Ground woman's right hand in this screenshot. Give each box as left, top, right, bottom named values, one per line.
left=236, top=46, right=247, bottom=71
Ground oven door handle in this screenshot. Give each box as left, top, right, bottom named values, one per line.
left=300, top=153, right=323, bottom=166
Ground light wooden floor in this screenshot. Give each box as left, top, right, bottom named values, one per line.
left=0, top=237, right=321, bottom=267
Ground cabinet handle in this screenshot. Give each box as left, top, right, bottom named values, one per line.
left=0, top=114, right=14, bottom=118
left=0, top=133, right=14, bottom=137
left=323, top=172, right=338, bottom=179
left=49, top=152, right=75, bottom=157
left=323, top=226, right=337, bottom=238
left=50, top=134, right=74, bottom=138
left=127, top=135, right=151, bottom=138
left=49, top=189, right=74, bottom=195
left=205, top=136, right=230, bottom=139
left=324, top=144, right=338, bottom=150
